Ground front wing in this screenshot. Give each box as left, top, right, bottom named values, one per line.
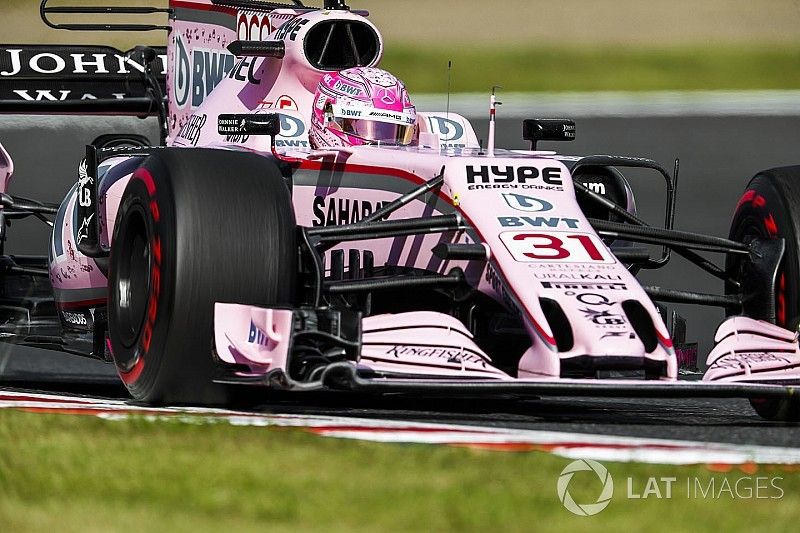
left=212, top=304, right=800, bottom=401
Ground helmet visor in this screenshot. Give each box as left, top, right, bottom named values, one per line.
left=333, top=117, right=415, bottom=145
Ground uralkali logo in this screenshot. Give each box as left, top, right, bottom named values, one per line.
left=557, top=459, right=614, bottom=516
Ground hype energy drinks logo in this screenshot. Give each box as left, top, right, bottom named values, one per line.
left=173, top=33, right=262, bottom=110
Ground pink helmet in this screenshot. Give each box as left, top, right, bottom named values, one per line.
left=310, top=67, right=416, bottom=148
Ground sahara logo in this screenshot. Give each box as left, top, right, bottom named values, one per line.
left=502, top=193, right=553, bottom=213
left=557, top=459, right=614, bottom=516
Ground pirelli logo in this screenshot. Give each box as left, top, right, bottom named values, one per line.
left=541, top=282, right=627, bottom=290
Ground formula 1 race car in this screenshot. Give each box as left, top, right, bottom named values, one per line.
left=1, top=0, right=799, bottom=420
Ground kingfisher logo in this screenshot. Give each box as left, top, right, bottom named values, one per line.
left=502, top=193, right=553, bottom=212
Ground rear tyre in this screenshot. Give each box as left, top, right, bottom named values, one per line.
left=728, top=166, right=800, bottom=422
left=108, top=149, right=297, bottom=405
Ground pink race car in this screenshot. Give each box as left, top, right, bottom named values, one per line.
left=0, top=1, right=799, bottom=421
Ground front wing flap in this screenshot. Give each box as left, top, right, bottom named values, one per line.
left=212, top=304, right=800, bottom=401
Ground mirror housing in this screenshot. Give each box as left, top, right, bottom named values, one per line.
left=218, top=113, right=281, bottom=138
left=522, top=119, right=576, bottom=150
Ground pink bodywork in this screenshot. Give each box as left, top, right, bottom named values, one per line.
left=47, top=1, right=800, bottom=386
left=704, top=317, right=800, bottom=383
left=214, top=305, right=510, bottom=380
left=214, top=303, right=294, bottom=375
left=166, top=3, right=677, bottom=380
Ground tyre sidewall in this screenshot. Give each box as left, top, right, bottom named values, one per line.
left=109, top=160, right=176, bottom=401
left=108, top=149, right=297, bottom=405
left=728, top=168, right=800, bottom=326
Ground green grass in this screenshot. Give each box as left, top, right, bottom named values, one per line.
left=384, top=44, right=800, bottom=93
left=1, top=409, right=800, bottom=532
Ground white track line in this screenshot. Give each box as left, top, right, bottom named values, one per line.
left=415, top=90, right=800, bottom=118
left=2, top=389, right=799, bottom=465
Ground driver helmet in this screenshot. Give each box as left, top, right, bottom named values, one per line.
left=310, top=67, right=416, bottom=148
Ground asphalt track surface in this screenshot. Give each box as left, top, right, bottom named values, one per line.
left=1, top=111, right=800, bottom=449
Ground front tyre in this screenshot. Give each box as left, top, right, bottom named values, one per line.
left=109, top=149, right=296, bottom=404
left=728, top=166, right=800, bottom=422
left=749, top=396, right=800, bottom=422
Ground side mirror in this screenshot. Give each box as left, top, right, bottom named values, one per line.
left=522, top=119, right=576, bottom=150
left=218, top=113, right=281, bottom=138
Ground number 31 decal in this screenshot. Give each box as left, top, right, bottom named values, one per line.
left=499, top=232, right=615, bottom=263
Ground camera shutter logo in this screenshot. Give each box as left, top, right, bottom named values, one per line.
left=557, top=459, right=614, bottom=516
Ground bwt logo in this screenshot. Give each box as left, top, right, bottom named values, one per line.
left=557, top=460, right=614, bottom=516
left=334, top=80, right=362, bottom=96
left=428, top=116, right=465, bottom=143
left=279, top=114, right=305, bottom=137
left=502, top=193, right=553, bottom=212
left=173, top=33, right=263, bottom=110
left=275, top=114, right=309, bottom=148
left=498, top=216, right=580, bottom=229
left=173, top=34, right=235, bottom=109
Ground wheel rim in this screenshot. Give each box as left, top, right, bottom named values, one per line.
left=113, top=205, right=151, bottom=352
